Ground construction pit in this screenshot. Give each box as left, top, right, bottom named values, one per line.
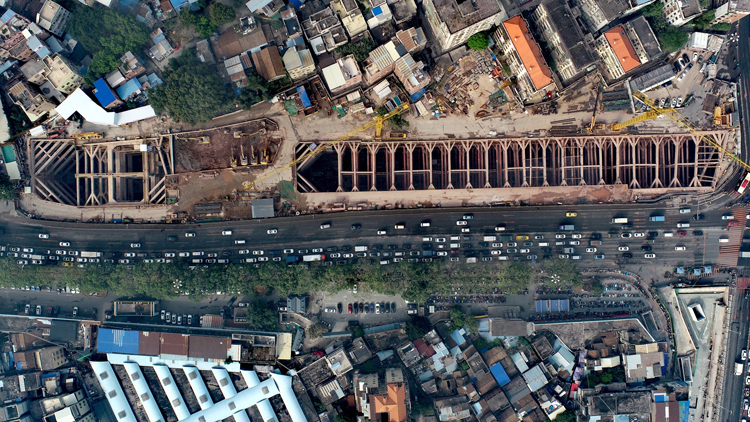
left=172, top=119, right=282, bottom=173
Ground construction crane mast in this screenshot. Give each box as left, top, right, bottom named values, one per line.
left=622, top=92, right=750, bottom=171
left=244, top=103, right=410, bottom=190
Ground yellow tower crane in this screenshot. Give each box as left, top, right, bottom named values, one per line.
left=616, top=92, right=750, bottom=171
left=243, top=103, right=409, bottom=190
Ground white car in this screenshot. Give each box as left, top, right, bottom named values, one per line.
left=178, top=252, right=190, bottom=257
left=571, top=234, right=582, bottom=239
left=312, top=248, right=323, bottom=253
left=675, top=246, right=686, bottom=251
left=456, top=220, right=468, bottom=226
left=633, top=232, right=645, bottom=238
left=185, top=232, right=196, bottom=237
left=377, top=230, right=387, bottom=235
left=491, top=250, right=502, bottom=255
left=267, top=229, right=278, bottom=234
left=558, top=254, right=569, bottom=259
left=569, top=241, right=580, bottom=245
left=618, top=246, right=629, bottom=251
left=258, top=257, right=269, bottom=262
left=421, top=221, right=431, bottom=227
left=239, top=250, right=250, bottom=254
left=330, top=253, right=342, bottom=258
left=555, top=234, right=566, bottom=239
left=22, top=248, right=33, bottom=253
left=252, top=250, right=264, bottom=255
left=644, top=253, right=656, bottom=259
left=124, top=252, right=136, bottom=257
left=130, top=243, right=141, bottom=248
left=520, top=248, right=530, bottom=253
left=436, top=238, right=446, bottom=243
left=38, top=234, right=49, bottom=239
left=492, top=243, right=503, bottom=248
left=585, top=248, right=597, bottom=253
left=221, top=230, right=233, bottom=235
left=461, top=228, right=470, bottom=233
left=165, top=253, right=175, bottom=257
left=69, top=251, right=79, bottom=256
left=679, top=208, right=691, bottom=214
left=436, top=251, right=448, bottom=256
left=59, top=242, right=70, bottom=247
left=284, top=249, right=294, bottom=253
left=343, top=253, right=354, bottom=258
left=677, top=222, right=690, bottom=228
left=319, top=223, right=331, bottom=229
left=56, top=250, right=67, bottom=255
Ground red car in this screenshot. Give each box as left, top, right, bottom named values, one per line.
left=348, top=304, right=353, bottom=314
left=745, top=387, right=750, bottom=396
left=677, top=230, right=687, bottom=237
left=728, top=221, right=741, bottom=227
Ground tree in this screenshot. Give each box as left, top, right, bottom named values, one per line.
left=449, top=306, right=479, bottom=334
left=149, top=51, right=230, bottom=124
left=467, top=33, right=489, bottom=50
left=69, top=7, right=148, bottom=56
left=0, top=175, right=16, bottom=200
left=179, top=8, right=198, bottom=26
left=555, top=410, right=577, bottom=422
left=245, top=301, right=278, bottom=331
left=691, top=10, right=714, bottom=30
left=642, top=2, right=664, bottom=17
left=656, top=27, right=689, bottom=53
left=209, top=3, right=236, bottom=26
left=307, top=323, right=327, bottom=339
left=713, top=22, right=732, bottom=31
left=195, top=17, right=217, bottom=37
left=590, top=279, right=604, bottom=295
left=599, top=372, right=613, bottom=384
left=88, top=50, right=120, bottom=82
left=335, top=37, right=377, bottom=62
left=238, top=87, right=263, bottom=109
left=541, top=259, right=582, bottom=289
left=405, top=316, right=431, bottom=340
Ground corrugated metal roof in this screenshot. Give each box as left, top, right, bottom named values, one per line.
left=98, top=328, right=139, bottom=354
left=522, top=364, right=548, bottom=392
left=91, top=361, right=137, bottom=422
left=489, top=363, right=510, bottom=386
left=160, top=333, right=189, bottom=356
left=188, top=335, right=230, bottom=360
left=93, top=78, right=118, bottom=107
left=138, top=332, right=161, bottom=356
left=153, top=364, right=190, bottom=420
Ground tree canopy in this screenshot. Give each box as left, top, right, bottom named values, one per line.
left=0, top=175, right=17, bottom=201
left=245, top=301, right=278, bottom=331
left=209, top=3, right=236, bottom=26
left=69, top=7, right=149, bottom=56
left=467, top=33, right=489, bottom=50
left=641, top=4, right=689, bottom=53
left=195, top=16, right=218, bottom=37
left=335, top=37, right=378, bottom=62
left=149, top=51, right=230, bottom=124
left=449, top=306, right=479, bottom=334
left=540, top=258, right=582, bottom=289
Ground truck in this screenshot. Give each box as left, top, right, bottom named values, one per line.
left=590, top=240, right=602, bottom=246
left=354, top=246, right=368, bottom=252
left=483, top=236, right=497, bottom=242
left=81, top=251, right=102, bottom=258
left=30, top=254, right=45, bottom=260
left=422, top=250, right=435, bottom=257
left=737, top=362, right=745, bottom=376
left=498, top=235, right=514, bottom=241
left=285, top=256, right=299, bottom=263
left=648, top=216, right=665, bottom=222
left=611, top=218, right=628, bottom=224
left=559, top=224, right=575, bottom=231
left=466, top=257, right=477, bottom=263
left=563, top=247, right=575, bottom=254
left=741, top=252, right=750, bottom=258
left=303, top=254, right=324, bottom=262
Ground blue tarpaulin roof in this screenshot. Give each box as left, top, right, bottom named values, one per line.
left=97, top=328, right=139, bottom=354
left=490, top=363, right=511, bottom=386
left=289, top=0, right=305, bottom=7
left=93, top=78, right=118, bottom=107
left=373, top=5, right=383, bottom=15
left=297, top=86, right=311, bottom=108
left=410, top=88, right=425, bottom=101
left=535, top=299, right=570, bottom=312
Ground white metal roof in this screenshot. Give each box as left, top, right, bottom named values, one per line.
left=90, top=361, right=137, bottom=422
left=241, top=370, right=277, bottom=422
left=184, top=366, right=214, bottom=411
left=271, top=373, right=307, bottom=422
left=182, top=377, right=279, bottom=422
left=211, top=368, right=251, bottom=422
left=322, top=64, right=346, bottom=90
left=123, top=362, right=165, bottom=422
left=55, top=88, right=155, bottom=127
left=153, top=364, right=191, bottom=421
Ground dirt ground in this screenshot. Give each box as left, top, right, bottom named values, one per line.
left=173, top=120, right=282, bottom=172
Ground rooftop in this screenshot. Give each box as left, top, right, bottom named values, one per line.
left=588, top=391, right=652, bottom=416
left=628, top=15, right=661, bottom=59
left=604, top=26, right=641, bottom=73
left=371, top=383, right=407, bottom=422
left=539, top=0, right=595, bottom=72
left=431, top=0, right=504, bottom=34
left=502, top=16, right=554, bottom=91
left=595, top=0, right=635, bottom=22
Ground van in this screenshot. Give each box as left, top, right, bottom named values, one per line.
left=563, top=247, right=575, bottom=254
left=192, top=259, right=203, bottom=263
left=420, top=221, right=431, bottom=227
left=422, top=237, right=433, bottom=242
left=572, top=255, right=581, bottom=260
left=380, top=260, right=391, bottom=265
left=555, top=241, right=564, bottom=246
left=494, top=225, right=506, bottom=231
left=589, top=240, right=602, bottom=246
left=235, top=240, right=246, bottom=244
left=719, top=238, right=730, bottom=243
left=395, top=224, right=405, bottom=229
left=450, top=236, right=461, bottom=241
left=450, top=243, right=460, bottom=249
left=663, top=232, right=674, bottom=237
left=497, top=256, right=509, bottom=260
left=538, top=241, right=549, bottom=247
left=355, top=246, right=368, bottom=252
left=677, top=222, right=690, bottom=228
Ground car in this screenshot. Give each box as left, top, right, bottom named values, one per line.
left=693, top=230, right=703, bottom=236
left=36, top=305, right=42, bottom=316
left=566, top=212, right=577, bottom=217
left=73, top=306, right=78, bottom=317
left=558, top=254, right=569, bottom=259
left=633, top=232, right=644, bottom=238
left=130, top=243, right=141, bottom=248
left=338, top=303, right=343, bottom=313
left=252, top=250, right=264, bottom=255
left=257, top=257, right=268, bottom=262
left=420, top=220, right=431, bottom=227
left=348, top=304, right=353, bottom=314
left=24, top=304, right=30, bottom=314
left=124, top=252, right=135, bottom=257
left=118, top=259, right=130, bottom=264
left=462, top=214, right=474, bottom=220
left=693, top=213, right=705, bottom=220
left=571, top=234, right=582, bottom=239
left=534, top=235, right=544, bottom=240
left=267, top=229, right=278, bottom=234
left=621, top=233, right=632, bottom=238
left=692, top=51, right=698, bottom=62
left=161, top=310, right=166, bottom=320
left=377, top=230, right=387, bottom=235
left=671, top=98, right=678, bottom=108
left=677, top=222, right=690, bottom=228
left=616, top=246, right=630, bottom=253
left=675, top=246, right=686, bottom=251
left=350, top=224, right=361, bottom=230
left=171, top=314, right=177, bottom=324
left=520, top=249, right=530, bottom=253
left=375, top=303, right=380, bottom=314
left=644, top=253, right=656, bottom=258
left=456, top=220, right=468, bottom=226
left=569, top=241, right=580, bottom=245
left=641, top=245, right=653, bottom=251
left=461, top=227, right=470, bottom=233
left=523, top=241, right=534, bottom=247
left=238, top=250, right=250, bottom=255
left=659, top=98, right=666, bottom=108
left=679, top=208, right=691, bottom=214
left=185, top=232, right=196, bottom=237
left=221, top=230, right=233, bottom=235
left=165, top=253, right=175, bottom=257
left=22, top=248, right=33, bottom=253
left=586, top=247, right=597, bottom=253
left=622, top=253, right=632, bottom=258
left=677, top=230, right=687, bottom=237
left=673, top=61, right=682, bottom=73
left=507, top=242, right=517, bottom=247
left=187, top=315, right=192, bottom=325
left=594, top=254, right=605, bottom=259
left=676, top=97, right=683, bottom=108
left=320, top=223, right=331, bottom=229
left=722, top=214, right=735, bottom=220
left=555, top=234, right=566, bottom=239
left=507, top=248, right=518, bottom=253
left=38, top=234, right=49, bottom=239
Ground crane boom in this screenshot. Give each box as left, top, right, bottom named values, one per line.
left=632, top=92, right=750, bottom=171
left=243, top=103, right=410, bottom=190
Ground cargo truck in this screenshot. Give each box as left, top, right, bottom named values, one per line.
left=741, top=251, right=750, bottom=258
left=611, top=218, right=628, bottom=224
left=648, top=216, right=665, bottom=222
left=285, top=256, right=299, bottom=263
left=559, top=224, right=575, bottom=231
left=80, top=251, right=102, bottom=258
left=466, top=257, right=477, bottom=263
left=303, top=254, right=324, bottom=262
left=737, top=362, right=745, bottom=376
left=354, top=246, right=368, bottom=252
left=498, top=235, right=514, bottom=241
left=483, top=236, right=497, bottom=242
left=30, top=254, right=45, bottom=260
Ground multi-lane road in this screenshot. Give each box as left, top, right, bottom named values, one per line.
left=0, top=203, right=738, bottom=266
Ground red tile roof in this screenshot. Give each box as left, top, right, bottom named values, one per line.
left=604, top=26, right=641, bottom=73
left=503, top=16, right=554, bottom=91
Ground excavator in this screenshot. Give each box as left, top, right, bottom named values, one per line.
left=177, top=136, right=210, bottom=144
left=71, top=132, right=103, bottom=140
left=243, top=103, right=409, bottom=190
left=234, top=128, right=266, bottom=138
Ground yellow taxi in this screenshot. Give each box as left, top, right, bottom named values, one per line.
left=566, top=212, right=578, bottom=217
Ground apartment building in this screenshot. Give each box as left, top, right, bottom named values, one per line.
left=7, top=80, right=56, bottom=122
left=36, top=0, right=71, bottom=37
left=422, top=0, right=507, bottom=52
left=577, top=0, right=655, bottom=32
left=529, top=0, right=595, bottom=82
left=302, top=7, right=348, bottom=55
left=595, top=16, right=661, bottom=80
left=662, top=0, right=701, bottom=25
left=712, top=0, right=750, bottom=24
left=331, top=0, right=368, bottom=37
left=283, top=46, right=316, bottom=81
left=494, top=16, right=556, bottom=102
left=322, top=55, right=362, bottom=95
left=43, top=54, right=82, bottom=94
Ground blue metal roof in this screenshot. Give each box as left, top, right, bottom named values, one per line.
left=1, top=10, right=15, bottom=23
left=297, top=86, right=311, bottom=108
left=372, top=6, right=383, bottom=15
left=97, top=328, right=139, bottom=354
left=410, top=88, right=425, bottom=101
left=94, top=78, right=118, bottom=107
left=116, top=78, right=142, bottom=100
left=490, top=363, right=510, bottom=386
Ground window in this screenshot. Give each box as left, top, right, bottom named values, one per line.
left=163, top=378, right=172, bottom=386
left=99, top=372, right=109, bottom=380
left=229, top=401, right=237, bottom=410
left=188, top=371, right=198, bottom=380
left=262, top=386, right=270, bottom=394
left=141, top=393, right=150, bottom=401
left=172, top=398, right=182, bottom=407
left=118, top=411, right=127, bottom=419
left=199, top=417, right=206, bottom=422
left=131, top=372, right=141, bottom=381
left=199, top=394, right=208, bottom=403
left=108, top=390, right=118, bottom=398
left=220, top=378, right=229, bottom=386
